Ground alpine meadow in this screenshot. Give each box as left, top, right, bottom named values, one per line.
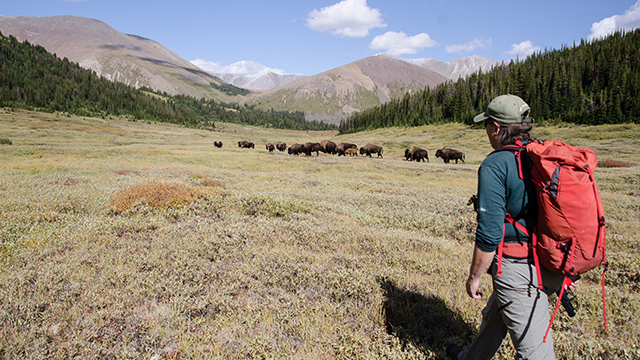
left=1, top=109, right=639, bottom=359
left=1, top=16, right=640, bottom=360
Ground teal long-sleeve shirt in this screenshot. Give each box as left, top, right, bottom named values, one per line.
left=475, top=146, right=538, bottom=253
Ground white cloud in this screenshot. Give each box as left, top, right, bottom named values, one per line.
left=588, top=1, right=640, bottom=40
left=369, top=31, right=438, bottom=56
left=446, top=38, right=491, bottom=53
left=505, top=40, right=541, bottom=59
left=191, top=59, right=284, bottom=77
left=306, top=0, right=386, bottom=38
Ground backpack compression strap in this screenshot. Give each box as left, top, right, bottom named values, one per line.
left=503, top=214, right=543, bottom=290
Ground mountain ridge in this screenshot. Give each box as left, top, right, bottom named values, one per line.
left=0, top=15, right=242, bottom=102
left=247, top=55, right=448, bottom=123
left=0, top=14, right=499, bottom=123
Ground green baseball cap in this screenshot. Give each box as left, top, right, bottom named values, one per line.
left=473, top=94, right=534, bottom=124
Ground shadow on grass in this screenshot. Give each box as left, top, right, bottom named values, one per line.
left=379, top=277, right=476, bottom=358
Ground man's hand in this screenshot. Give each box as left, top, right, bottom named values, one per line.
left=465, top=246, right=495, bottom=299
left=466, top=275, right=483, bottom=299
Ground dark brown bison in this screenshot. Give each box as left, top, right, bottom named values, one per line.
left=213, top=141, right=223, bottom=148
left=345, top=148, right=358, bottom=156
left=237, top=140, right=255, bottom=149
left=303, top=142, right=322, bottom=156
left=276, top=143, right=287, bottom=152
left=404, top=146, right=429, bottom=162
left=320, top=140, right=337, bottom=155
left=266, top=143, right=275, bottom=152
left=435, top=148, right=465, bottom=164
left=359, top=144, right=383, bottom=158
left=288, top=143, right=303, bottom=155
left=336, top=142, right=357, bottom=156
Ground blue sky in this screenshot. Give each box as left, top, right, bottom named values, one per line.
left=2, top=0, right=640, bottom=77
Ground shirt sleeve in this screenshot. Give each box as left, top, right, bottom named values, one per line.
left=475, top=160, right=507, bottom=252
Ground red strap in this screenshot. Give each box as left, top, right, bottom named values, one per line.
left=602, top=267, right=608, bottom=329
left=505, top=214, right=529, bottom=236
left=499, top=213, right=525, bottom=277
left=544, top=276, right=573, bottom=343
left=504, top=214, right=543, bottom=290
left=531, top=231, right=543, bottom=290
left=497, top=223, right=505, bottom=277
left=514, top=150, right=523, bottom=180
left=589, top=172, right=609, bottom=330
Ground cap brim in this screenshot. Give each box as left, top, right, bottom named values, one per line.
left=473, top=112, right=489, bottom=123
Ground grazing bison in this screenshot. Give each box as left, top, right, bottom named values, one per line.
left=320, top=140, right=337, bottom=155
left=213, top=141, right=223, bottom=148
left=345, top=148, right=358, bottom=156
left=359, top=144, right=383, bottom=158
left=435, top=148, right=465, bottom=164
left=276, top=143, right=287, bottom=152
left=237, top=140, right=255, bottom=149
left=288, top=143, right=303, bottom=155
left=303, top=142, right=322, bottom=156
left=266, top=143, right=275, bottom=152
left=336, top=142, right=357, bottom=156
left=404, top=146, right=429, bottom=162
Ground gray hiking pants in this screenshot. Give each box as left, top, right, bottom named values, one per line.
left=457, top=257, right=565, bottom=360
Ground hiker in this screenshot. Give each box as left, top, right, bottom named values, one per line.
left=447, top=94, right=569, bottom=360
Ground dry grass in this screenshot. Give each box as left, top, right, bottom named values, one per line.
left=0, top=108, right=639, bottom=359
left=598, top=159, right=637, bottom=168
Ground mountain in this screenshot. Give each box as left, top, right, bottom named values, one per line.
left=246, top=55, right=448, bottom=123
left=394, top=54, right=500, bottom=80
left=0, top=15, right=246, bottom=102
left=215, top=72, right=307, bottom=91
left=0, top=15, right=498, bottom=124
left=213, top=55, right=497, bottom=92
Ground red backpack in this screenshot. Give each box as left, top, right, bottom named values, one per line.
left=497, top=139, right=608, bottom=342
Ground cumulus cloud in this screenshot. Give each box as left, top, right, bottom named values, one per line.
left=446, top=38, right=492, bottom=53
left=369, top=31, right=438, bottom=56
left=588, top=1, right=640, bottom=40
left=505, top=40, right=541, bottom=59
left=191, top=59, right=284, bottom=77
left=306, top=0, right=386, bottom=38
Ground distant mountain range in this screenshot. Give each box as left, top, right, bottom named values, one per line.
left=0, top=15, right=500, bottom=123
left=216, top=54, right=498, bottom=92
left=247, top=55, right=448, bottom=122
left=215, top=72, right=308, bottom=91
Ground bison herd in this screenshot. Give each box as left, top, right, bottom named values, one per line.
left=212, top=139, right=465, bottom=164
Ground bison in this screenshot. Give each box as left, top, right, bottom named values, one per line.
left=345, top=148, right=358, bottom=156
left=288, top=143, right=303, bottom=155
left=359, top=144, right=383, bottom=158
left=213, top=141, right=223, bottom=148
left=237, top=140, right=255, bottom=149
left=404, top=146, right=429, bottom=162
left=302, top=142, right=322, bottom=156
left=320, top=140, right=337, bottom=155
left=276, top=143, right=287, bottom=152
left=435, top=148, right=465, bottom=164
left=266, top=143, right=275, bottom=152
left=336, top=142, right=357, bottom=156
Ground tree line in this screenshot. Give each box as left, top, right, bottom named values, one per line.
left=339, top=29, right=640, bottom=134
left=0, top=32, right=335, bottom=131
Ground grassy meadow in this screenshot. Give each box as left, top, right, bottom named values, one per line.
left=0, top=108, right=639, bottom=359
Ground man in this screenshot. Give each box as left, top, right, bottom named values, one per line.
left=447, top=95, right=565, bottom=360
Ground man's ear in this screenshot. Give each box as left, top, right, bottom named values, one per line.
left=491, top=122, right=501, bottom=135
